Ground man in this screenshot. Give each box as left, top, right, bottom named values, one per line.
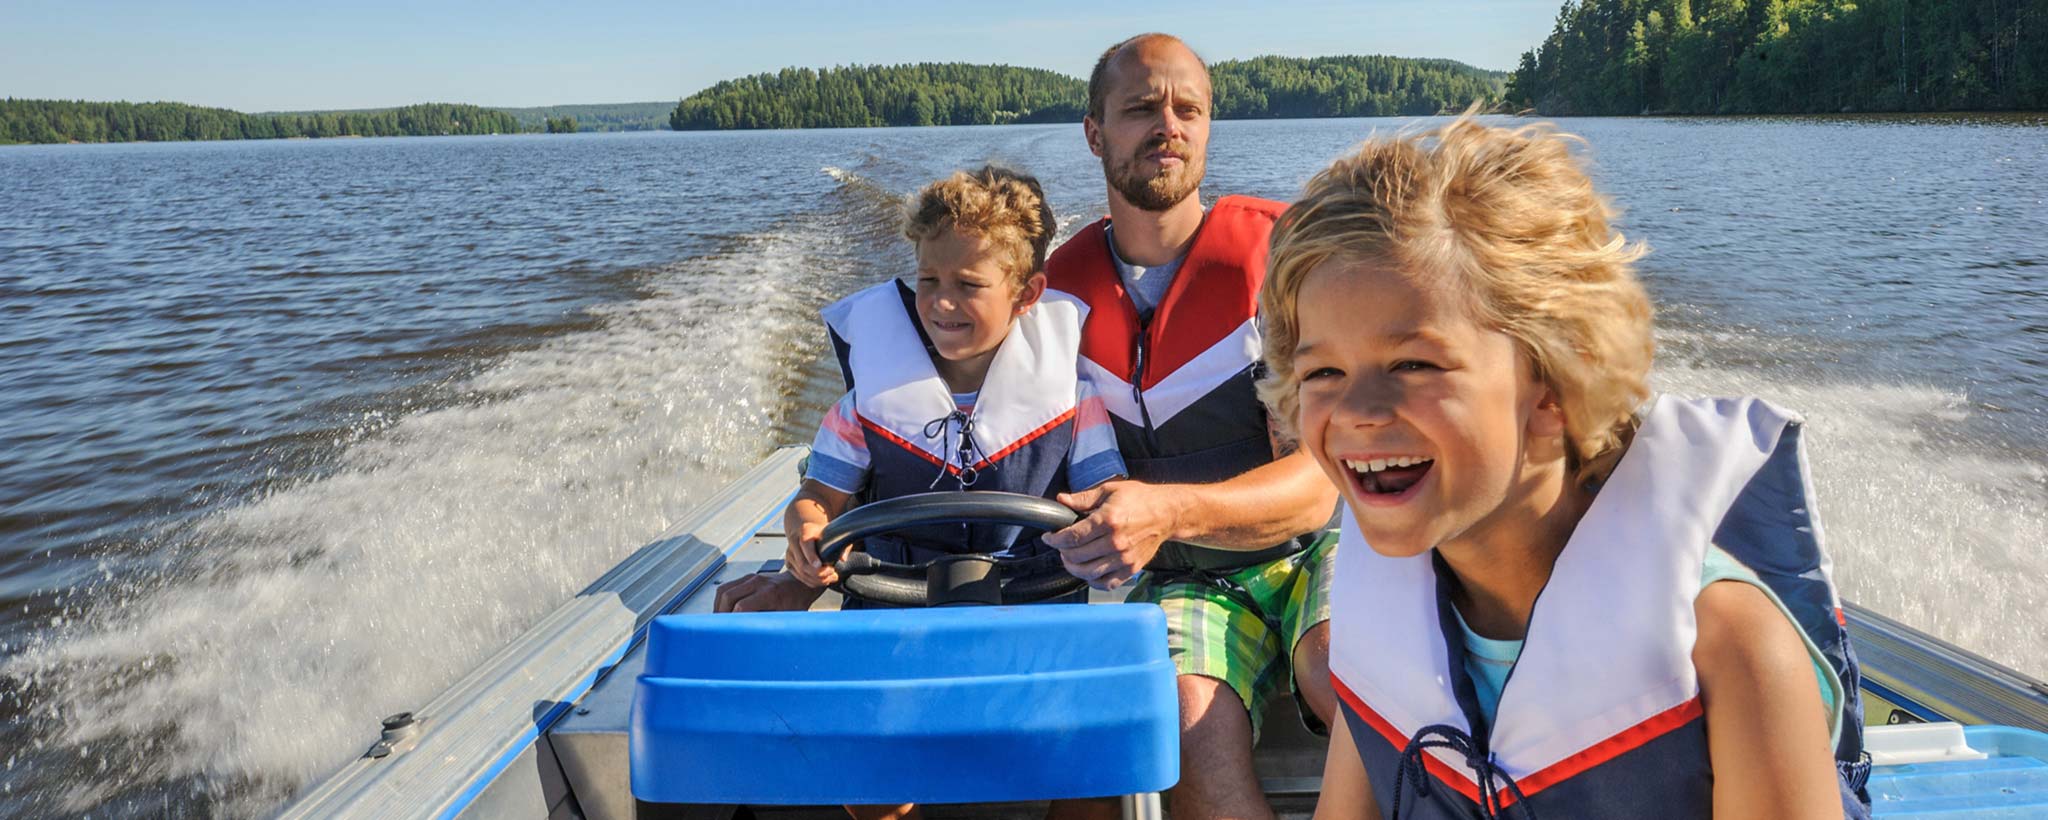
left=1040, top=33, right=1340, bottom=820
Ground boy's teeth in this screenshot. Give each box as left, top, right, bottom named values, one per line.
left=1344, top=457, right=1433, bottom=474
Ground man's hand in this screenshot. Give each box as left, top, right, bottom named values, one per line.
left=1043, top=480, right=1187, bottom=589
left=784, top=520, right=835, bottom=587
left=714, top=571, right=827, bottom=613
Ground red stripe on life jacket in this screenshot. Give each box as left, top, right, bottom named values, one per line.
left=1045, top=195, right=1283, bottom=391
left=1506, top=696, right=1703, bottom=801
left=972, top=408, right=1076, bottom=468
left=1333, top=673, right=1490, bottom=807
left=858, top=408, right=1077, bottom=475
left=1333, top=672, right=1706, bottom=811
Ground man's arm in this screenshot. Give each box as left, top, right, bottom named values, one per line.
left=1044, top=447, right=1337, bottom=589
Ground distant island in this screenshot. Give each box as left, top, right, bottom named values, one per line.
left=268, top=102, right=675, bottom=133
left=1, top=100, right=522, bottom=145
left=1507, top=0, right=2047, bottom=115
left=667, top=57, right=1507, bottom=130
left=499, top=102, right=673, bottom=132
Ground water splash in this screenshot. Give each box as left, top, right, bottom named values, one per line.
left=0, top=227, right=854, bottom=816
left=1655, top=330, right=2047, bottom=679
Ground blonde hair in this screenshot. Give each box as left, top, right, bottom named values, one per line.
left=904, top=165, right=1056, bottom=288
left=1258, top=113, right=1654, bottom=475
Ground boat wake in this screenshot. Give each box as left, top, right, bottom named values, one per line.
left=0, top=168, right=910, bottom=818
left=1655, top=327, right=2046, bottom=679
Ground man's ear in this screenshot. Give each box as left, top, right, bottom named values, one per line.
left=1082, top=116, right=1105, bottom=159
left=1013, top=272, right=1048, bottom=315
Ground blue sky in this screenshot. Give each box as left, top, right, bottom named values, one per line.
left=1, top=1, right=1560, bottom=112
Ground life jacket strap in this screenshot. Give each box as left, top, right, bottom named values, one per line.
left=1393, top=723, right=1537, bottom=820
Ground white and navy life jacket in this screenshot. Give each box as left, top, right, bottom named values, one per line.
left=1045, top=195, right=1321, bottom=572
left=1330, top=396, right=1870, bottom=819
left=821, top=280, right=1088, bottom=569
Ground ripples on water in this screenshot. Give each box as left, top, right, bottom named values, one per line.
left=0, top=117, right=2042, bottom=816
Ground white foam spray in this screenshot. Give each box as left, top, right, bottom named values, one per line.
left=1654, top=328, right=2047, bottom=678
left=2, top=222, right=858, bottom=815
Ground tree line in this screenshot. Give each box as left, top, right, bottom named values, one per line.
left=505, top=102, right=672, bottom=132
left=1211, top=55, right=1505, bottom=118
left=1, top=99, right=523, bottom=145
left=669, top=57, right=1506, bottom=130
left=1506, top=0, right=2048, bottom=115
left=669, top=63, right=1085, bottom=130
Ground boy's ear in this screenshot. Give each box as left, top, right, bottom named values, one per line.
left=1527, top=381, right=1567, bottom=440
left=1013, top=272, right=1048, bottom=315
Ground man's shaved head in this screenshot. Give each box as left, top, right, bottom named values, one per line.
left=1086, top=33, right=1209, bottom=122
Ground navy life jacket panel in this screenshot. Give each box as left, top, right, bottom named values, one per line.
left=1330, top=396, right=1871, bottom=819
left=820, top=280, right=1087, bottom=569
left=1711, top=420, right=1868, bottom=772
left=1044, top=195, right=1307, bottom=572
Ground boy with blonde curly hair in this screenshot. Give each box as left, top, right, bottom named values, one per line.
left=1261, top=116, right=1871, bottom=819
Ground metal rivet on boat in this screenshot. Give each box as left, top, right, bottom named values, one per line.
left=382, top=712, right=415, bottom=731
left=575, top=707, right=590, bottom=715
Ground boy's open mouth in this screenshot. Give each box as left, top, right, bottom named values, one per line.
left=1344, top=456, right=1434, bottom=497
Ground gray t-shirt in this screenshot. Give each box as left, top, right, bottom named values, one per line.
left=1105, top=225, right=1185, bottom=319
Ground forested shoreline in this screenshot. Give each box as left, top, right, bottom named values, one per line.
left=1507, top=0, right=2048, bottom=115
left=503, top=102, right=672, bottom=132
left=25, top=20, right=2038, bottom=148
left=668, top=64, right=1086, bottom=129
left=667, top=58, right=1505, bottom=130
left=0, top=100, right=522, bottom=145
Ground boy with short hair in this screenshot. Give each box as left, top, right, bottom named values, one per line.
left=719, top=165, right=1122, bottom=619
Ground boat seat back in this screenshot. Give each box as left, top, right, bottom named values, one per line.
left=630, top=604, right=1179, bottom=805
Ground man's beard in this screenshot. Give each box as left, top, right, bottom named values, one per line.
left=1104, top=139, right=1205, bottom=212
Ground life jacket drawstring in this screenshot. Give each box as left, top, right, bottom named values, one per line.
left=1392, top=724, right=1536, bottom=820
left=923, top=410, right=991, bottom=489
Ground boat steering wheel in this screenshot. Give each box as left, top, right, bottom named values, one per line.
left=815, top=492, right=1086, bottom=607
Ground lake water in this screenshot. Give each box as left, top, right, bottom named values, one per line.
left=1, top=116, right=2043, bottom=816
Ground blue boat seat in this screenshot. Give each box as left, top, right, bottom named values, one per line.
left=1870, top=726, right=2048, bottom=817
left=630, top=605, right=1180, bottom=806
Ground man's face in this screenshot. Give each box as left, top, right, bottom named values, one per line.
left=1086, top=42, right=1211, bottom=211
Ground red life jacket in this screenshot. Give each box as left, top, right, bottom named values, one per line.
left=1045, top=195, right=1315, bottom=572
